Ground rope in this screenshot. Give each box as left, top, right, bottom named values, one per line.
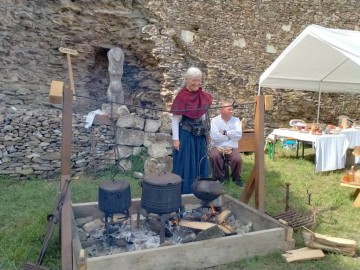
left=72, top=94, right=255, bottom=114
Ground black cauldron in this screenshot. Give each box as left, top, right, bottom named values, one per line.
left=98, top=180, right=131, bottom=215
left=141, top=172, right=182, bottom=214
left=192, top=178, right=224, bottom=202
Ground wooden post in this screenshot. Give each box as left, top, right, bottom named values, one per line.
left=254, top=95, right=265, bottom=212
left=61, top=85, right=73, bottom=270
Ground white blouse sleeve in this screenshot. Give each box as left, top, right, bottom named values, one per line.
left=171, top=115, right=182, bottom=140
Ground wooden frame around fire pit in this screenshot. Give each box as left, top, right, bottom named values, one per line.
left=52, top=83, right=269, bottom=269
left=71, top=194, right=294, bottom=270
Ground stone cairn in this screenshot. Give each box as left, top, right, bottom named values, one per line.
left=107, top=47, right=125, bottom=104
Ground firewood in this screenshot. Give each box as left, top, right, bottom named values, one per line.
left=178, top=220, right=216, bottom=230
left=195, top=225, right=224, bottom=241
left=282, top=247, right=325, bottom=263
left=215, top=209, right=232, bottom=224
left=218, top=224, right=236, bottom=235
left=302, top=228, right=356, bottom=257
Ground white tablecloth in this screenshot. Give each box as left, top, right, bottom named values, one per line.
left=341, top=128, right=360, bottom=148
left=341, top=128, right=360, bottom=164
left=272, top=129, right=349, bottom=172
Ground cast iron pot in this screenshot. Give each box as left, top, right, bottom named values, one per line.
left=98, top=180, right=131, bottom=215
left=141, top=172, right=182, bottom=214
left=192, top=178, right=224, bottom=202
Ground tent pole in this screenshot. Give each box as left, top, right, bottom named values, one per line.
left=316, top=89, right=321, bottom=123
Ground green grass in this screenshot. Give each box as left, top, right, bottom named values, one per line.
left=1, top=145, right=360, bottom=269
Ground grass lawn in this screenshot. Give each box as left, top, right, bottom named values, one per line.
left=0, top=144, right=359, bottom=269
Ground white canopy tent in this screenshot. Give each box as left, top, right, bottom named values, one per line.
left=259, top=24, right=360, bottom=122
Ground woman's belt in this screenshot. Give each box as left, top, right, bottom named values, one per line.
left=180, top=121, right=206, bottom=136
left=180, top=122, right=192, bottom=132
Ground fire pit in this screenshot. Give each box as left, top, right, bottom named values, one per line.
left=72, top=194, right=294, bottom=270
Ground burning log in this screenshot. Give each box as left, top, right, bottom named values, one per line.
left=195, top=225, right=224, bottom=241
left=218, top=224, right=235, bottom=235
left=215, top=209, right=232, bottom=224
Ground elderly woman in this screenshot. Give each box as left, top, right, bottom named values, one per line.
left=171, top=67, right=213, bottom=194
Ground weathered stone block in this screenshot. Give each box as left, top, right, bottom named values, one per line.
left=116, top=145, right=134, bottom=159
left=144, top=119, right=161, bottom=132
left=116, top=114, right=145, bottom=130
left=116, top=128, right=145, bottom=146
left=147, top=143, right=169, bottom=158
left=144, top=132, right=171, bottom=148
left=144, top=156, right=172, bottom=174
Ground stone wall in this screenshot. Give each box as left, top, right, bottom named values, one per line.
left=1, top=0, right=359, bottom=126
left=1, top=0, right=360, bottom=178
left=0, top=105, right=174, bottom=179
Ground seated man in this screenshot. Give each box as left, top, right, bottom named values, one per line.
left=210, top=100, right=243, bottom=186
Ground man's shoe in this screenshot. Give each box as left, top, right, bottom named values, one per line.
left=216, top=177, right=225, bottom=185
left=233, top=178, right=243, bottom=187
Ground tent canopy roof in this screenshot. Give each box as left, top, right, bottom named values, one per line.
left=259, top=24, right=360, bottom=94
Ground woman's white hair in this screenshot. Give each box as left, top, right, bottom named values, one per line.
left=185, top=67, right=202, bottom=79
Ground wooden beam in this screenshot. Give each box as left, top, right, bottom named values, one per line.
left=61, top=85, right=73, bottom=270
left=254, top=95, right=265, bottom=212
left=240, top=167, right=255, bottom=203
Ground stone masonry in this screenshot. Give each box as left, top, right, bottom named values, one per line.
left=1, top=0, right=360, bottom=178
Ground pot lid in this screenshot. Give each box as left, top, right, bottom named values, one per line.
left=99, top=180, right=130, bottom=191
left=143, top=172, right=182, bottom=185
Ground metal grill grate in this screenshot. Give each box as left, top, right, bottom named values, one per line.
left=273, top=211, right=315, bottom=229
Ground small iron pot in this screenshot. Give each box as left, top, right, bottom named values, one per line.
left=98, top=180, right=131, bottom=215
left=192, top=178, right=224, bottom=202
left=141, top=172, right=182, bottom=214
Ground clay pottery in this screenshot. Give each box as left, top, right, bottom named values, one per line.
left=348, top=166, right=355, bottom=182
